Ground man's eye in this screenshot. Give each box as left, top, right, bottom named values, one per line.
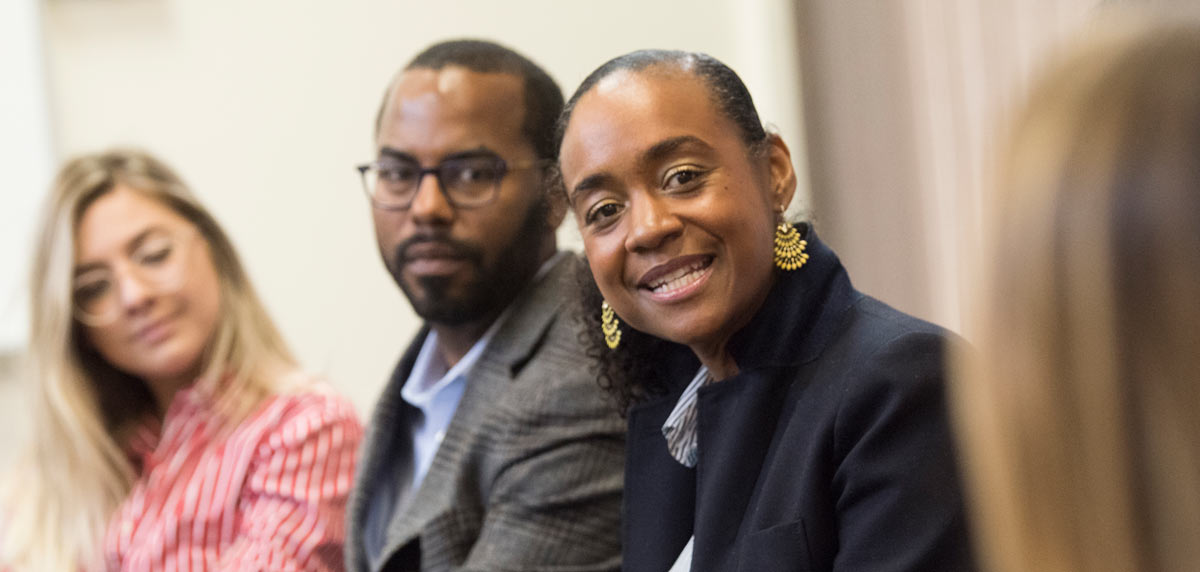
left=380, top=165, right=419, bottom=182
left=449, top=164, right=501, bottom=185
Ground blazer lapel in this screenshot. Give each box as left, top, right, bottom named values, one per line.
left=690, top=370, right=793, bottom=569
left=347, top=328, right=427, bottom=572
left=624, top=394, right=697, bottom=572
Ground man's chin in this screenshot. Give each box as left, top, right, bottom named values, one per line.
left=409, top=298, right=488, bottom=326
left=399, top=278, right=487, bottom=325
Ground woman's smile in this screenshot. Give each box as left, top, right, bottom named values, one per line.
left=637, top=254, right=714, bottom=302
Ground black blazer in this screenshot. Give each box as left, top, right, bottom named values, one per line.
left=622, top=226, right=974, bottom=572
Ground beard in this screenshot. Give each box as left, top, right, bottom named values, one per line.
left=388, top=196, right=550, bottom=326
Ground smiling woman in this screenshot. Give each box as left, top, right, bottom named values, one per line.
left=557, top=50, right=976, bottom=571
left=0, top=149, right=363, bottom=572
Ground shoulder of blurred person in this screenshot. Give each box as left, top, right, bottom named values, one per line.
left=955, top=14, right=1200, bottom=572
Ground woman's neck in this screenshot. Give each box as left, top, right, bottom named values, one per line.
left=146, top=374, right=194, bottom=418
left=690, top=344, right=739, bottom=381
left=687, top=269, right=781, bottom=382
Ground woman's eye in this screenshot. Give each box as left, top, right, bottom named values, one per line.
left=585, top=201, right=623, bottom=225
left=74, top=280, right=110, bottom=303
left=136, top=246, right=172, bottom=266
left=664, top=167, right=706, bottom=190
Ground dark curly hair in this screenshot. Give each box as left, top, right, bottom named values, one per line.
left=572, top=260, right=695, bottom=413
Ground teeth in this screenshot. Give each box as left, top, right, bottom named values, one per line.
left=649, top=263, right=707, bottom=293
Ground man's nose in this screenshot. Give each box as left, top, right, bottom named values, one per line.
left=408, top=171, right=455, bottom=224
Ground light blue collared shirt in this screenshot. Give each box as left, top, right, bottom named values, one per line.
left=400, top=316, right=503, bottom=490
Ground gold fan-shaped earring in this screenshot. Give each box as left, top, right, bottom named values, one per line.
left=601, top=301, right=622, bottom=350
left=774, top=221, right=809, bottom=271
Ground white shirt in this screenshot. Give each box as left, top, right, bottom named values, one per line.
left=668, top=536, right=695, bottom=572
left=400, top=252, right=567, bottom=491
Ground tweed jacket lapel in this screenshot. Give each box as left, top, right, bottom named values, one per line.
left=375, top=253, right=580, bottom=570
left=346, top=327, right=427, bottom=572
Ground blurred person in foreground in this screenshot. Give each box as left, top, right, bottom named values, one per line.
left=0, top=149, right=363, bottom=571
left=344, top=40, right=624, bottom=572
left=556, top=49, right=975, bottom=571
left=955, top=20, right=1200, bottom=572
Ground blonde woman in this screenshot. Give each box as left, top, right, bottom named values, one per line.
left=956, top=22, right=1200, bottom=572
left=0, top=149, right=363, bottom=571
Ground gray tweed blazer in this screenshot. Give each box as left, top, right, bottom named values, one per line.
left=346, top=254, right=625, bottom=572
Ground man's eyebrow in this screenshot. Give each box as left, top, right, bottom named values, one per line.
left=377, top=147, right=418, bottom=163
left=377, top=146, right=500, bottom=164
left=441, top=147, right=500, bottom=162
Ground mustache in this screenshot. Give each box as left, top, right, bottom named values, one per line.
left=393, top=234, right=484, bottom=267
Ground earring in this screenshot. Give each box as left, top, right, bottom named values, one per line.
left=601, top=300, right=622, bottom=350
left=774, top=221, right=809, bottom=271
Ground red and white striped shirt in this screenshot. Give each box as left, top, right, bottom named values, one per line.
left=104, top=382, right=362, bottom=571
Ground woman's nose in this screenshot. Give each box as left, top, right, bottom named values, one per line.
left=115, top=269, right=155, bottom=314
left=624, top=192, right=684, bottom=252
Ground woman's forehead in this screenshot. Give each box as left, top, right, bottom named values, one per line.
left=561, top=71, right=736, bottom=176
left=75, top=186, right=189, bottom=259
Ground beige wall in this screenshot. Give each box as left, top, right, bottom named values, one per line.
left=0, top=0, right=806, bottom=467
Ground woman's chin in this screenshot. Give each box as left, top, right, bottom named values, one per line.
left=638, top=316, right=719, bottom=350
left=125, top=351, right=204, bottom=388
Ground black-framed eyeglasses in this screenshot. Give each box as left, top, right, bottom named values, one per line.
left=356, top=155, right=550, bottom=210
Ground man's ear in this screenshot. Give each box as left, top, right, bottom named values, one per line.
left=765, top=134, right=797, bottom=211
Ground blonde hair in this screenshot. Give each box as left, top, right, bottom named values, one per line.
left=956, top=21, right=1200, bottom=572
left=1, top=149, right=298, bottom=571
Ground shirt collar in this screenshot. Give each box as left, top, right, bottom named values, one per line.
left=401, top=311, right=505, bottom=408
left=661, top=365, right=714, bottom=467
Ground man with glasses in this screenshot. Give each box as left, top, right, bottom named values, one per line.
left=345, top=40, right=624, bottom=572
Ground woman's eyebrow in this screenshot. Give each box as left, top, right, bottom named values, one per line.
left=641, top=135, right=713, bottom=165
left=570, top=172, right=616, bottom=204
